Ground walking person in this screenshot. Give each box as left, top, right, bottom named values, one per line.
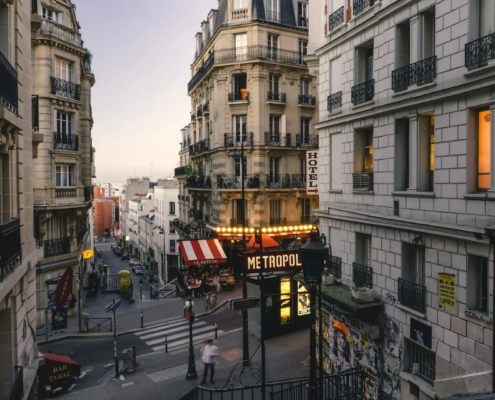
left=200, top=339, right=219, bottom=384
left=67, top=293, right=77, bottom=317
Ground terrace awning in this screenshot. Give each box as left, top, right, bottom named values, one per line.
left=178, top=239, right=228, bottom=265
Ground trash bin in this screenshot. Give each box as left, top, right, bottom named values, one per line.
left=81, top=312, right=89, bottom=332
left=122, top=348, right=135, bottom=373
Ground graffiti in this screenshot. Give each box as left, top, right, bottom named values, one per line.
left=382, top=319, right=402, bottom=400
left=385, top=293, right=397, bottom=305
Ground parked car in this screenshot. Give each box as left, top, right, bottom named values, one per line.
left=121, top=252, right=130, bottom=261
left=134, top=264, right=144, bottom=275
left=132, top=262, right=142, bottom=273
left=129, top=259, right=137, bottom=267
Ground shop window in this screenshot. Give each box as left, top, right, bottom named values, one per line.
left=280, top=276, right=291, bottom=325
left=467, top=255, right=488, bottom=313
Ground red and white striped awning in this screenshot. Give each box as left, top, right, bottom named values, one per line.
left=178, top=239, right=228, bottom=266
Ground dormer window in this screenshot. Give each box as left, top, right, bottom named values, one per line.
left=233, top=0, right=248, bottom=10
left=42, top=6, right=59, bottom=23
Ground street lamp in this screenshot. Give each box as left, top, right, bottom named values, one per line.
left=300, top=230, right=327, bottom=400
left=228, top=137, right=249, bottom=365
left=185, top=297, right=198, bottom=380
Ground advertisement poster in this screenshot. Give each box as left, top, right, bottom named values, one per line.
left=280, top=277, right=291, bottom=325
left=438, top=273, right=456, bottom=308
left=297, top=282, right=310, bottom=316
left=52, top=308, right=68, bottom=330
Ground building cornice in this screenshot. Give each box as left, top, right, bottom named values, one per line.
left=32, top=36, right=85, bottom=56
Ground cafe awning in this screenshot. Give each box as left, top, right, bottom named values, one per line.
left=178, top=239, right=228, bottom=265
left=246, top=234, right=280, bottom=252
left=38, top=352, right=81, bottom=385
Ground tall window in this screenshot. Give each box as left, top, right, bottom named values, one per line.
left=396, top=23, right=410, bottom=68
left=234, top=157, right=247, bottom=177
left=420, top=9, right=435, bottom=60
left=478, top=110, right=491, bottom=190
left=300, top=118, right=310, bottom=142
left=55, top=165, right=74, bottom=187
left=234, top=33, right=247, bottom=60
left=356, top=233, right=371, bottom=267
left=169, top=221, right=175, bottom=234
left=298, top=3, right=308, bottom=26
left=267, top=34, right=279, bottom=60
left=232, top=199, right=246, bottom=223
left=467, top=255, right=489, bottom=313
left=169, top=202, right=175, bottom=215
left=55, top=58, right=72, bottom=82
left=403, top=244, right=425, bottom=286
left=429, top=116, right=435, bottom=191
left=270, top=200, right=282, bottom=223
left=269, top=74, right=280, bottom=92
left=363, top=130, right=373, bottom=172
left=269, top=115, right=280, bottom=135
left=301, top=198, right=311, bottom=221
left=300, top=158, right=306, bottom=176
left=234, top=115, right=247, bottom=144
left=42, top=6, right=58, bottom=22
left=233, top=73, right=247, bottom=99
left=233, top=0, right=248, bottom=9
left=298, top=40, right=308, bottom=65
left=300, top=78, right=310, bottom=96
left=56, top=111, right=73, bottom=134
left=170, top=240, right=176, bottom=253
left=394, top=119, right=409, bottom=191
left=266, top=0, right=279, bottom=21
left=269, top=157, right=280, bottom=177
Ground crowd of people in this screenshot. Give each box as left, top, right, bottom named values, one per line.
left=182, top=265, right=234, bottom=298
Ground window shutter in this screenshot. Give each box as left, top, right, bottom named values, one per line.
left=421, top=13, right=435, bottom=59
left=480, top=0, right=494, bottom=37
left=357, top=48, right=366, bottom=83
left=413, top=247, right=425, bottom=286
left=325, top=23, right=327, bottom=36
left=364, top=235, right=371, bottom=267
left=0, top=6, right=8, bottom=57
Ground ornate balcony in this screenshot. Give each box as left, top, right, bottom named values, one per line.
left=38, top=20, right=82, bottom=46
left=353, top=0, right=376, bottom=16
left=465, top=32, right=495, bottom=68
left=328, top=256, right=342, bottom=279
left=296, top=134, right=318, bottom=148
left=228, top=91, right=249, bottom=102
left=329, top=7, right=344, bottom=31
left=51, top=77, right=81, bottom=101
left=44, top=237, right=71, bottom=258
left=202, top=102, right=209, bottom=114
left=391, top=56, right=437, bottom=92
left=186, top=176, right=212, bottom=189
left=351, top=79, right=374, bottom=105
left=291, top=174, right=306, bottom=188
left=264, top=132, right=291, bottom=147
left=56, top=188, right=76, bottom=198
left=266, top=174, right=291, bottom=189
left=232, top=8, right=248, bottom=21
left=398, top=278, right=426, bottom=313
left=187, top=52, right=214, bottom=93
left=217, top=174, right=260, bottom=189
left=352, top=172, right=373, bottom=191
left=191, top=138, right=210, bottom=156
left=298, top=95, right=316, bottom=106
left=53, top=132, right=79, bottom=151
left=0, top=218, right=21, bottom=283
left=352, top=262, right=373, bottom=288
left=174, top=166, right=186, bottom=177
left=0, top=50, right=18, bottom=114
left=267, top=91, right=286, bottom=103
left=327, top=91, right=342, bottom=111
left=224, top=132, right=253, bottom=147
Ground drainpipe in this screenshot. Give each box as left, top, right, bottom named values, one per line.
left=484, top=227, right=495, bottom=394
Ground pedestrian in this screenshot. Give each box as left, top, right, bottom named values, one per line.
left=200, top=339, right=219, bottom=385
left=67, top=293, right=77, bottom=317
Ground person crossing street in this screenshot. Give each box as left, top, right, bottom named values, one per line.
left=200, top=339, right=219, bottom=385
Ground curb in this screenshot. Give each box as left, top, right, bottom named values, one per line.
left=37, top=300, right=229, bottom=345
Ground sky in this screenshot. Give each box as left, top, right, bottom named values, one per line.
left=75, top=0, right=213, bottom=183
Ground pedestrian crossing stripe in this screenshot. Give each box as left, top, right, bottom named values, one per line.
left=146, top=325, right=217, bottom=346
left=134, top=319, right=189, bottom=337
left=151, top=331, right=224, bottom=352
left=139, top=321, right=206, bottom=341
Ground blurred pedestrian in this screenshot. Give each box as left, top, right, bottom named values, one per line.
left=200, top=339, right=219, bottom=384
left=67, top=293, right=77, bottom=317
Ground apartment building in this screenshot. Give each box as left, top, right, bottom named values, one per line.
left=308, top=0, right=495, bottom=399
left=120, top=177, right=150, bottom=248
left=0, top=1, right=45, bottom=398
left=128, top=193, right=153, bottom=261
left=175, top=0, right=317, bottom=266
left=32, top=0, right=95, bottom=328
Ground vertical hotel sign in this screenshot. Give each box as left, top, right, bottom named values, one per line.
left=306, top=150, right=319, bottom=195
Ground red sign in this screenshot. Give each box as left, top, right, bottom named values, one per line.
left=185, top=310, right=195, bottom=322
left=56, top=267, right=73, bottom=310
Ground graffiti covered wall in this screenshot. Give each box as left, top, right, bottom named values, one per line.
left=381, top=318, right=402, bottom=400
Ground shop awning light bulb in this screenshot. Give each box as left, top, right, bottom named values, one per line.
left=233, top=228, right=237, bottom=233
left=250, top=228, right=255, bottom=233
left=283, top=227, right=288, bottom=231
left=227, top=227, right=232, bottom=232
left=222, top=227, right=226, bottom=232
left=262, top=227, right=267, bottom=233
left=268, top=227, right=273, bottom=233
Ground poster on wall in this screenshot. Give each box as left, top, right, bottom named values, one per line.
left=280, top=276, right=291, bottom=325
left=410, top=318, right=432, bottom=349
left=297, top=282, right=310, bottom=316
left=438, top=273, right=456, bottom=308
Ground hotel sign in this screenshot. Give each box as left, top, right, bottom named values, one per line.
left=306, top=150, right=319, bottom=195
left=244, top=250, right=303, bottom=273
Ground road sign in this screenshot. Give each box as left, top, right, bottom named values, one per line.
left=230, top=297, right=261, bottom=311
left=185, top=310, right=195, bottom=323
left=105, top=299, right=121, bottom=313
left=105, top=301, right=113, bottom=313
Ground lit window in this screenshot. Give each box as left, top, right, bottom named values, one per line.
left=363, top=130, right=373, bottom=172
left=478, top=110, right=490, bottom=190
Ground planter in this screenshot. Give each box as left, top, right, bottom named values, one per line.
left=322, top=274, right=334, bottom=286
left=351, top=288, right=374, bottom=303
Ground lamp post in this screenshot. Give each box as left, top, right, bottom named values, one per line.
left=185, top=296, right=198, bottom=380
left=300, top=230, right=327, bottom=400
left=228, top=136, right=249, bottom=365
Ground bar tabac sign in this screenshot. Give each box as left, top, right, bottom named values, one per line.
left=306, top=150, right=319, bottom=195
left=244, top=250, right=303, bottom=273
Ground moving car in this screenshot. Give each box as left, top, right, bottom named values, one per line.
left=134, top=264, right=144, bottom=275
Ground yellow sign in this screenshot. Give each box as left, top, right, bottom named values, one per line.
left=82, top=250, right=94, bottom=259
left=438, top=273, right=456, bottom=308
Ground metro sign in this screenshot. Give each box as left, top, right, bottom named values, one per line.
left=306, top=150, right=319, bottom=195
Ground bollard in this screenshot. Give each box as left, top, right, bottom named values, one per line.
left=183, top=305, right=186, bottom=318
left=215, top=322, right=218, bottom=339
left=141, top=311, right=143, bottom=328
left=165, top=335, right=168, bottom=353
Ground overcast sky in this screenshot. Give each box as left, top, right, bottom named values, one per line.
left=76, top=0, right=212, bottom=182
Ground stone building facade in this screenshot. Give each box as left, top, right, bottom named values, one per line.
left=121, top=177, right=150, bottom=249
left=308, top=0, right=495, bottom=399
left=0, top=1, right=45, bottom=398
left=175, top=0, right=318, bottom=255
left=31, top=0, right=95, bottom=328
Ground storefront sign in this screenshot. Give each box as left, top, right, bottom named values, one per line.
left=39, top=353, right=81, bottom=385
left=52, top=309, right=68, bottom=331
left=410, top=318, right=432, bottom=349
left=306, top=150, right=319, bottom=195
left=244, top=250, right=303, bottom=273
left=230, top=297, right=260, bottom=311
left=438, top=273, right=456, bottom=308
left=56, top=267, right=73, bottom=310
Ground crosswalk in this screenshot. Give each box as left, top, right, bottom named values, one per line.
left=134, top=317, right=223, bottom=352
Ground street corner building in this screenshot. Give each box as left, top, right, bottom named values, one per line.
left=30, top=0, right=96, bottom=329
left=307, top=0, right=495, bottom=399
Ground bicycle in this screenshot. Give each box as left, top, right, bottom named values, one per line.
left=204, top=291, right=217, bottom=311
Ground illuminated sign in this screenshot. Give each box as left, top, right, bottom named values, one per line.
left=297, top=282, right=310, bottom=316
left=243, top=250, right=303, bottom=273
left=306, top=150, right=319, bottom=195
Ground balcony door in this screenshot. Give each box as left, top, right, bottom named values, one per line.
left=269, top=74, right=280, bottom=93
left=300, top=78, right=310, bottom=96
left=301, top=198, right=311, bottom=222
left=300, top=118, right=310, bottom=144
left=269, top=157, right=280, bottom=177
left=234, top=157, right=247, bottom=178
left=232, top=199, right=247, bottom=224
left=234, top=33, right=247, bottom=61
left=269, top=115, right=280, bottom=140
left=365, top=48, right=373, bottom=82
left=56, top=58, right=72, bottom=82
left=270, top=200, right=282, bottom=223
left=267, top=34, right=279, bottom=60
left=234, top=115, right=247, bottom=144
left=56, top=111, right=73, bottom=134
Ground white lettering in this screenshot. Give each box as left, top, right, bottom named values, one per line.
left=248, top=257, right=257, bottom=271
left=276, top=256, right=282, bottom=267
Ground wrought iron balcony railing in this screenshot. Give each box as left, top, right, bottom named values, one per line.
left=54, top=132, right=79, bottom=151
left=51, top=77, right=81, bottom=101
left=328, top=256, right=342, bottom=279
left=291, top=174, right=306, bottom=188
left=191, top=114, right=196, bottom=121
left=329, top=7, right=344, bottom=31
left=192, top=138, right=210, bottom=156
left=352, top=172, right=373, bottom=191
left=202, top=102, right=209, bottom=114
left=186, top=176, right=212, bottom=189
left=196, top=107, right=203, bottom=117
left=228, top=91, right=249, bottom=102
left=352, top=262, right=373, bottom=288
left=224, top=132, right=253, bottom=147
left=187, top=52, right=215, bottom=92
left=230, top=218, right=245, bottom=226
left=32, top=95, right=39, bottom=131
left=353, top=0, right=376, bottom=16
left=465, top=32, right=495, bottom=68
left=265, top=132, right=291, bottom=147
left=267, top=91, right=286, bottom=102
left=0, top=50, right=18, bottom=114
left=44, top=237, right=71, bottom=258
left=266, top=174, right=291, bottom=189
left=398, top=278, right=426, bottom=313
left=269, top=218, right=287, bottom=225
left=351, top=79, right=374, bottom=105
left=296, top=134, right=318, bottom=148
left=299, top=18, right=309, bottom=28
left=0, top=218, right=21, bottom=282
left=266, top=10, right=280, bottom=22
left=391, top=56, right=437, bottom=92
left=6, top=366, right=23, bottom=400
left=298, top=95, right=316, bottom=106
left=300, top=215, right=316, bottom=224
left=327, top=91, right=342, bottom=111
left=217, top=174, right=260, bottom=189
left=84, top=186, right=93, bottom=202
left=174, top=166, right=186, bottom=177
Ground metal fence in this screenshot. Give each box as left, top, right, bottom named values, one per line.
left=86, top=317, right=112, bottom=333
left=101, top=274, right=119, bottom=291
